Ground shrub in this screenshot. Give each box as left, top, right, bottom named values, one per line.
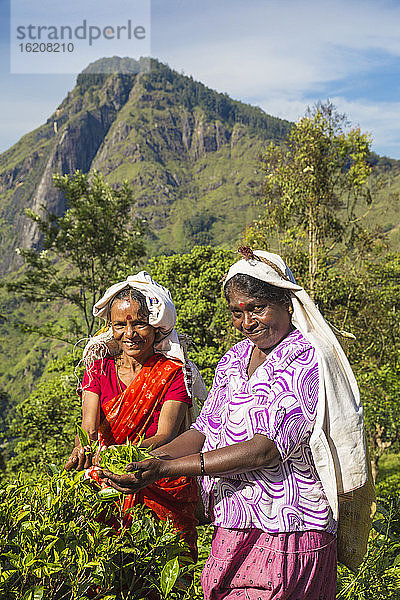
left=337, top=500, right=400, bottom=599
left=0, top=468, right=190, bottom=600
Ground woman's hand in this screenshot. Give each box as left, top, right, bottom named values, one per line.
left=97, top=458, right=167, bottom=494
left=96, top=433, right=280, bottom=491
left=64, top=446, right=93, bottom=471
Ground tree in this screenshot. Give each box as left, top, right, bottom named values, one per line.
left=8, top=170, right=147, bottom=337
left=245, top=102, right=373, bottom=298
left=319, top=254, right=400, bottom=480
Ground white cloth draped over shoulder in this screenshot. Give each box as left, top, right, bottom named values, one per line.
left=82, top=271, right=207, bottom=407
left=224, top=251, right=368, bottom=520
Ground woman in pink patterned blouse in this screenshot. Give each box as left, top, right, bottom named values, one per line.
left=99, top=249, right=368, bottom=600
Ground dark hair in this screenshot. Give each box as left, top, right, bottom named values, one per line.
left=107, top=287, right=150, bottom=321
left=224, top=274, right=292, bottom=310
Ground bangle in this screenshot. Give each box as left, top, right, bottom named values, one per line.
left=199, top=452, right=206, bottom=476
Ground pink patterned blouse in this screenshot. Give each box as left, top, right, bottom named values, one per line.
left=192, top=330, right=337, bottom=534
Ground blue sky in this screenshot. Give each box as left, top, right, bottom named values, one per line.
left=1, top=0, right=400, bottom=157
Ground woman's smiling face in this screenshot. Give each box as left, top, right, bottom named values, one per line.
left=110, top=298, right=156, bottom=363
left=228, top=288, right=292, bottom=352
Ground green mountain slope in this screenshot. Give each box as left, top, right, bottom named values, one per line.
left=0, top=57, right=291, bottom=275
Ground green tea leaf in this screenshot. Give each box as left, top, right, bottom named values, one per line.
left=160, top=556, right=180, bottom=597
left=0, top=569, right=17, bottom=583
left=97, top=487, right=120, bottom=500
left=393, top=553, right=400, bottom=566
left=23, top=585, right=45, bottom=600
left=76, top=424, right=91, bottom=448
left=45, top=463, right=61, bottom=477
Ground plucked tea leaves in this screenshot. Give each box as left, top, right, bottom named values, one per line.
left=99, top=441, right=154, bottom=475
left=97, top=487, right=120, bottom=500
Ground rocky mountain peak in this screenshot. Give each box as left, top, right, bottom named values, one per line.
left=0, top=57, right=293, bottom=274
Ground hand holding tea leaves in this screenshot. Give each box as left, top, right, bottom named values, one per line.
left=99, top=456, right=166, bottom=494
left=64, top=426, right=160, bottom=497
left=64, top=424, right=98, bottom=471
left=90, top=437, right=157, bottom=498
left=98, top=439, right=155, bottom=474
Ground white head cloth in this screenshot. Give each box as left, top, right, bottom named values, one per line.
left=82, top=271, right=207, bottom=406
left=224, top=250, right=368, bottom=519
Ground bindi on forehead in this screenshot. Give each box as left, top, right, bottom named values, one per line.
left=126, top=314, right=132, bottom=320
left=239, top=302, right=244, bottom=307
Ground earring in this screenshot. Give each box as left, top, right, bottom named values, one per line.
left=288, top=306, right=294, bottom=316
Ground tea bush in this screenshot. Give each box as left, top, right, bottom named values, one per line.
left=337, top=499, right=400, bottom=599
left=0, top=468, right=191, bottom=600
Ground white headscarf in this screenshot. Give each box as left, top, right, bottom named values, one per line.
left=224, top=250, right=368, bottom=519
left=82, top=271, right=207, bottom=404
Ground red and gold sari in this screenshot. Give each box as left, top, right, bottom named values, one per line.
left=97, top=354, right=199, bottom=557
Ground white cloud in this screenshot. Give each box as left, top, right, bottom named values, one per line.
left=330, top=97, right=400, bottom=157
left=151, top=0, right=400, bottom=157
left=257, top=94, right=400, bottom=158
left=258, top=96, right=314, bottom=123
left=153, top=0, right=400, bottom=96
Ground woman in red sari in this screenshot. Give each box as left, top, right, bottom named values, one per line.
left=65, top=272, right=206, bottom=557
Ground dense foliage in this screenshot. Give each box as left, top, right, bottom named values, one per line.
left=315, top=255, right=400, bottom=478
left=142, top=60, right=291, bottom=139
left=0, top=469, right=191, bottom=600
left=7, top=171, right=147, bottom=337
left=5, top=352, right=83, bottom=477
left=337, top=499, right=400, bottom=599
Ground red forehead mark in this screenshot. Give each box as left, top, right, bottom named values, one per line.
left=126, top=314, right=132, bottom=320
left=239, top=303, right=244, bottom=307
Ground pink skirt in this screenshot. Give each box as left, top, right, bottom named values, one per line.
left=201, top=527, right=337, bottom=600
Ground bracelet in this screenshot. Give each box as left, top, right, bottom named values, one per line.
left=199, top=452, right=206, bottom=476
